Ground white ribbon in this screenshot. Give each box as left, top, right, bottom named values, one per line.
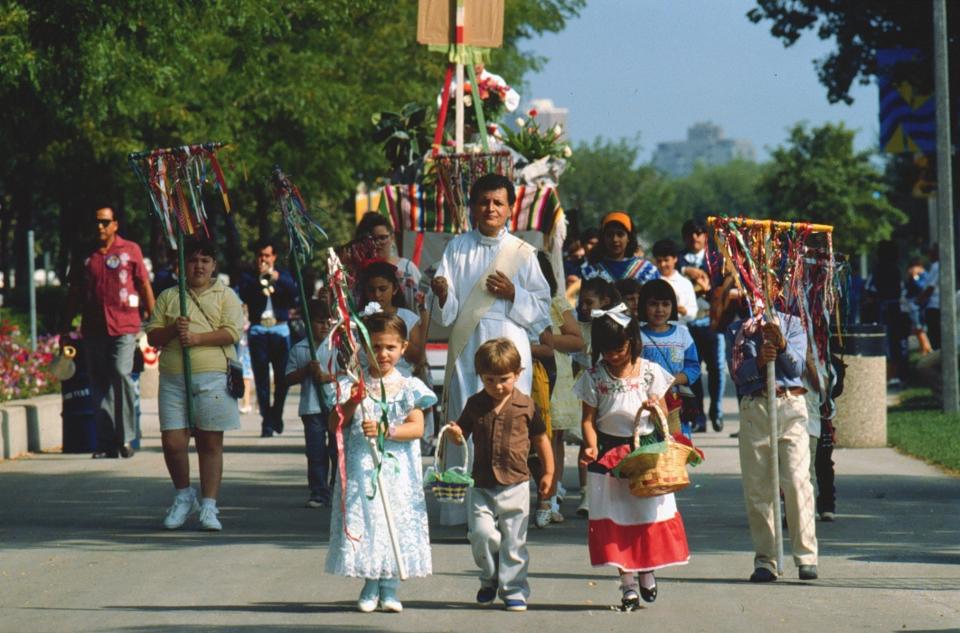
left=590, top=302, right=632, bottom=327
left=361, top=302, right=383, bottom=317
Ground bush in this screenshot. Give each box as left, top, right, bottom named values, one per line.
left=0, top=320, right=60, bottom=403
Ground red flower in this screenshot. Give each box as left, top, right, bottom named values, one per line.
left=528, top=108, right=538, bottom=118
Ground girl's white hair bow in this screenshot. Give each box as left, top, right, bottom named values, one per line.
left=590, top=302, right=632, bottom=327
left=361, top=302, right=383, bottom=317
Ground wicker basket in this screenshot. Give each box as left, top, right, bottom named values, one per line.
left=616, top=405, right=695, bottom=498
left=428, top=424, right=471, bottom=504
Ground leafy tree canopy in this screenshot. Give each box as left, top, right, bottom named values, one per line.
left=758, top=122, right=906, bottom=255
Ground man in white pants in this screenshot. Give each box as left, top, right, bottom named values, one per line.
left=726, top=308, right=819, bottom=582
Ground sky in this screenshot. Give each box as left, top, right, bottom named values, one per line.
left=519, top=0, right=879, bottom=162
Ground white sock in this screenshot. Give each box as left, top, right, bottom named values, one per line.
left=639, top=571, right=656, bottom=589
left=175, top=487, right=194, bottom=499
left=200, top=497, right=217, bottom=509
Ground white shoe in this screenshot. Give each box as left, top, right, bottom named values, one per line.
left=357, top=596, right=379, bottom=613
left=534, top=507, right=551, bottom=528
left=163, top=491, right=199, bottom=530
left=198, top=505, right=222, bottom=531
left=380, top=597, right=403, bottom=613
left=576, top=494, right=589, bottom=518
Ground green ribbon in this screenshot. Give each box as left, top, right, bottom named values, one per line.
left=427, top=44, right=490, bottom=66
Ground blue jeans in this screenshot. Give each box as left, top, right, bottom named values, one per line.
left=301, top=413, right=336, bottom=501
left=249, top=323, right=291, bottom=433
left=688, top=319, right=726, bottom=423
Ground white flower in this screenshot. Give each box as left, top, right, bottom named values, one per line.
left=553, top=123, right=563, bottom=135
left=463, top=94, right=473, bottom=107
left=515, top=117, right=525, bottom=128
left=562, top=145, right=573, bottom=157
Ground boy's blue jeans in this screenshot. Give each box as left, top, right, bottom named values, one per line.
left=301, top=413, right=336, bottom=502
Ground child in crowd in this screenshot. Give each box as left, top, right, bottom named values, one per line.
left=531, top=253, right=585, bottom=527
left=238, top=303, right=254, bottom=414
left=572, top=278, right=621, bottom=516
left=575, top=305, right=690, bottom=610
left=284, top=298, right=337, bottom=508
left=615, top=278, right=642, bottom=319
left=638, top=279, right=702, bottom=436
left=652, top=239, right=698, bottom=325
left=360, top=261, right=426, bottom=375
left=447, top=338, right=554, bottom=612
left=325, top=313, right=436, bottom=613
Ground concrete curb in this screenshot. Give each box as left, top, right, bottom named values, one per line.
left=23, top=394, right=63, bottom=453
left=0, top=404, right=29, bottom=460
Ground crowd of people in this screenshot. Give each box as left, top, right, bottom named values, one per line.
left=62, top=175, right=845, bottom=614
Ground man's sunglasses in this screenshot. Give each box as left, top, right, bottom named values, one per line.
left=96, top=219, right=115, bottom=227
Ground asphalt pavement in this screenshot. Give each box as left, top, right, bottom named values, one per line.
left=1, top=388, right=958, bottom=633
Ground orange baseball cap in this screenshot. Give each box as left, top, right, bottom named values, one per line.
left=602, top=211, right=632, bottom=233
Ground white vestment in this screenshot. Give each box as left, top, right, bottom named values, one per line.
left=431, top=228, right=550, bottom=524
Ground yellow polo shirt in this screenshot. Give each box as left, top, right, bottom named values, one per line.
left=146, top=279, right=243, bottom=375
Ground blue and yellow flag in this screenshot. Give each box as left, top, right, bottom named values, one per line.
left=878, top=48, right=935, bottom=155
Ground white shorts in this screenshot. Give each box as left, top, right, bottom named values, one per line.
left=159, top=371, right=241, bottom=432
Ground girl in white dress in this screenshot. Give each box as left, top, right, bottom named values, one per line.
left=325, top=312, right=437, bottom=613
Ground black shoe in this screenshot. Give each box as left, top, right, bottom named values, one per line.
left=91, top=451, right=119, bottom=459
left=798, top=564, right=818, bottom=580
left=260, top=428, right=275, bottom=438
left=729, top=431, right=739, bottom=438
left=119, top=443, right=135, bottom=458
left=639, top=584, right=657, bottom=603
left=749, top=568, right=777, bottom=583
left=711, top=417, right=724, bottom=432
left=620, top=588, right=640, bottom=611
left=272, top=420, right=284, bottom=435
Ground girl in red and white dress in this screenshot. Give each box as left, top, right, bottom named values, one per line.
left=574, top=303, right=690, bottom=610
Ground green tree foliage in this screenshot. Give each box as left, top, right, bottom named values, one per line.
left=0, top=0, right=583, bottom=310
left=746, top=0, right=958, bottom=105
left=560, top=136, right=674, bottom=243
left=666, top=159, right=770, bottom=226
left=758, top=122, right=906, bottom=255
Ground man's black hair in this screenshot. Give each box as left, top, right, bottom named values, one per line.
left=355, top=211, right=392, bottom=240
left=184, top=237, right=218, bottom=260
left=681, top=219, right=706, bottom=238
left=470, top=173, right=516, bottom=207
left=652, top=239, right=678, bottom=259
left=255, top=237, right=277, bottom=253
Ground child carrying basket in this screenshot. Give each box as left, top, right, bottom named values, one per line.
left=574, top=304, right=697, bottom=610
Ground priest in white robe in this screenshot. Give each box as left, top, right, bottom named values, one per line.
left=430, top=173, right=551, bottom=525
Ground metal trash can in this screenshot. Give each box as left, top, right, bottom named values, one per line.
left=832, top=323, right=887, bottom=448
left=60, top=339, right=97, bottom=453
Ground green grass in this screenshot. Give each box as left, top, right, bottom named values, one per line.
left=888, top=387, right=960, bottom=473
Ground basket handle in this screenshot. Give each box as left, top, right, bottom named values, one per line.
left=632, top=403, right=671, bottom=448
left=435, top=424, right=469, bottom=472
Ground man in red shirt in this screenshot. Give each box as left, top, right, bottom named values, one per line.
left=62, top=207, right=156, bottom=458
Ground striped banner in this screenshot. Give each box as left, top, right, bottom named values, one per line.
left=376, top=183, right=561, bottom=236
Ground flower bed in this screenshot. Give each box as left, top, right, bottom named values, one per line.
left=0, top=320, right=59, bottom=403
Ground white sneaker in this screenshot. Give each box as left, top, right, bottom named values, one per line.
left=534, top=507, right=551, bottom=528
left=163, top=491, right=199, bottom=530
left=199, top=505, right=222, bottom=531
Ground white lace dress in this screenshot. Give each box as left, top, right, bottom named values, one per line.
left=325, top=369, right=437, bottom=579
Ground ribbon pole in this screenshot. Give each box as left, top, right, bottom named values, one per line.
left=177, top=228, right=195, bottom=430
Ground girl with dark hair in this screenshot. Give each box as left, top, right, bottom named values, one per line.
left=580, top=212, right=657, bottom=284
left=359, top=261, right=426, bottom=376
left=638, top=279, right=701, bottom=435
left=355, top=211, right=422, bottom=311
left=574, top=305, right=690, bottom=609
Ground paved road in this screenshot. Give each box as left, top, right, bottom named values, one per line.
left=1, top=390, right=958, bottom=633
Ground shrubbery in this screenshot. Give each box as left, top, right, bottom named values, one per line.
left=0, top=320, right=59, bottom=403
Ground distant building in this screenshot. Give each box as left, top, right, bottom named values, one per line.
left=526, top=98, right=568, bottom=139
left=652, top=122, right=755, bottom=178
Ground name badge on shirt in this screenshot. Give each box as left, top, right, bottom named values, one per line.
left=128, top=294, right=140, bottom=308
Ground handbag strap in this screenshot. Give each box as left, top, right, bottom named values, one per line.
left=185, top=287, right=231, bottom=363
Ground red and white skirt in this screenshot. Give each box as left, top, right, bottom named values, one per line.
left=586, top=432, right=690, bottom=571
